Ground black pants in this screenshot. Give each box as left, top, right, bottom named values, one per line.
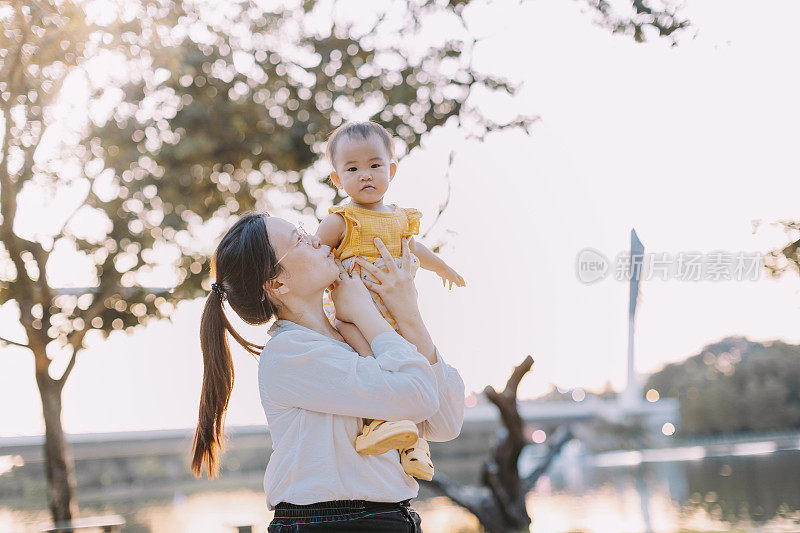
left=268, top=499, right=423, bottom=532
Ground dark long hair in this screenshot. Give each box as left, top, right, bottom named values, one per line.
left=191, top=212, right=281, bottom=478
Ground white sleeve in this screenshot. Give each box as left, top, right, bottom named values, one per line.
left=260, top=329, right=440, bottom=423
left=419, top=349, right=466, bottom=442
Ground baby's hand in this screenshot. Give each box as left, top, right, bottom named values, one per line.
left=436, top=265, right=465, bottom=290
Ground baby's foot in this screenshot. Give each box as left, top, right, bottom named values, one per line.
left=355, top=419, right=418, bottom=455
left=400, top=437, right=434, bottom=481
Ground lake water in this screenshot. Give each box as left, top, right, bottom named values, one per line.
left=3, top=439, right=800, bottom=532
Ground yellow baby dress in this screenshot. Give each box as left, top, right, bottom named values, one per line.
left=323, top=203, right=422, bottom=329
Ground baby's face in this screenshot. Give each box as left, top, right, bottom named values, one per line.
left=331, top=134, right=396, bottom=204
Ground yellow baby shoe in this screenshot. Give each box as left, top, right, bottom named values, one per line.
left=355, top=419, right=419, bottom=455
left=400, top=437, right=434, bottom=481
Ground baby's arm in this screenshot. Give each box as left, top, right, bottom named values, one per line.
left=316, top=212, right=346, bottom=250
left=410, top=238, right=465, bottom=290
left=316, top=214, right=375, bottom=357
left=335, top=319, right=375, bottom=358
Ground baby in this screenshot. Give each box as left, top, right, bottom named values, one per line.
left=316, top=121, right=464, bottom=481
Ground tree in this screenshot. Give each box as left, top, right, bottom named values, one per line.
left=0, top=1, right=109, bottom=522
left=0, top=0, right=530, bottom=524
left=644, top=337, right=800, bottom=435
left=764, top=220, right=800, bottom=279
left=579, top=0, right=690, bottom=43
left=423, top=356, right=573, bottom=533
left=0, top=0, right=690, bottom=524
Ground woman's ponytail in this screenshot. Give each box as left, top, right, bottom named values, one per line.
left=191, top=290, right=234, bottom=478
left=190, top=213, right=280, bottom=478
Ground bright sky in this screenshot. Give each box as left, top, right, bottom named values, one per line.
left=2, top=0, right=800, bottom=436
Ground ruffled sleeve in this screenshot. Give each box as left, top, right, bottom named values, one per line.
left=329, top=204, right=362, bottom=253
left=402, top=207, right=423, bottom=238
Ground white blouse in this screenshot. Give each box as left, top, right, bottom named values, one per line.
left=258, top=319, right=465, bottom=510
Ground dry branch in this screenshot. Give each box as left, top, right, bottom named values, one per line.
left=423, top=355, right=574, bottom=533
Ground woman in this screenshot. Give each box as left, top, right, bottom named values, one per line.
left=191, top=212, right=465, bottom=532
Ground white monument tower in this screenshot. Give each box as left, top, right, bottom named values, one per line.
left=622, top=228, right=644, bottom=409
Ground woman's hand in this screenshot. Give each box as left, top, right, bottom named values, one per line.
left=355, top=237, right=436, bottom=363
left=354, top=238, right=421, bottom=324
left=329, top=260, right=395, bottom=343
left=328, top=260, right=376, bottom=325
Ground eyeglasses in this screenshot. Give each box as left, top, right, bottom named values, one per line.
left=276, top=222, right=312, bottom=264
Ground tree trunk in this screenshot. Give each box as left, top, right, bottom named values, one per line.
left=35, top=370, right=76, bottom=524
left=423, top=356, right=574, bottom=533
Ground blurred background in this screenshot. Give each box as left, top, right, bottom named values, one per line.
left=1, top=0, right=799, bottom=531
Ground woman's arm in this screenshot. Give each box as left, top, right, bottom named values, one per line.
left=261, top=329, right=439, bottom=423
left=394, top=312, right=436, bottom=364
left=354, top=237, right=466, bottom=440
left=418, top=349, right=466, bottom=441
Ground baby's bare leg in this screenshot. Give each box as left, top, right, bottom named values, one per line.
left=334, top=319, right=374, bottom=358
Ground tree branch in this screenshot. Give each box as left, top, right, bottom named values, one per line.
left=420, top=150, right=455, bottom=241
left=422, top=472, right=491, bottom=520
left=503, top=354, right=534, bottom=398
left=57, top=347, right=78, bottom=390
left=0, top=8, right=33, bottom=304
left=483, top=355, right=534, bottom=453
left=480, top=460, right=514, bottom=516
left=0, top=4, right=28, bottom=94
left=54, top=196, right=88, bottom=242
left=59, top=271, right=123, bottom=387
left=0, top=109, right=35, bottom=306
left=484, top=355, right=534, bottom=403
left=60, top=264, right=123, bottom=386
left=57, top=276, right=119, bottom=388
left=20, top=237, right=54, bottom=304
left=0, top=335, right=28, bottom=349
left=522, top=425, right=574, bottom=492
left=67, top=287, right=112, bottom=351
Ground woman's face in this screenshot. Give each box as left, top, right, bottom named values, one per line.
left=264, top=216, right=338, bottom=297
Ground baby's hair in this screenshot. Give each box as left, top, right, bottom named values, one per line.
left=326, top=121, right=396, bottom=168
